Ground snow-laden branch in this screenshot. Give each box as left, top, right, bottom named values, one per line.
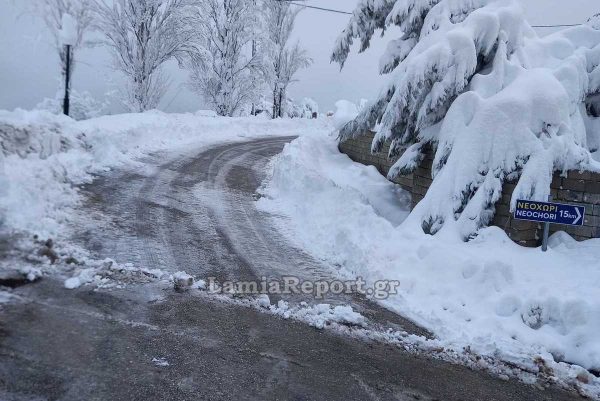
left=331, top=0, right=396, bottom=69
left=333, top=0, right=600, bottom=239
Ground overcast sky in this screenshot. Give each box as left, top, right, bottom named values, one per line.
left=0, top=0, right=598, bottom=114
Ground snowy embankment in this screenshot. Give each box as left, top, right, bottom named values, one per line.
left=0, top=109, right=330, bottom=239
left=258, top=134, right=600, bottom=393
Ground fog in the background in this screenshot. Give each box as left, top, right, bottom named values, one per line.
left=0, top=0, right=598, bottom=114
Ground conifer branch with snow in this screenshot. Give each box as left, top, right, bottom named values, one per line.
left=333, top=0, right=600, bottom=239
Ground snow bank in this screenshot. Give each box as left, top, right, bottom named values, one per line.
left=332, top=100, right=359, bottom=130
left=206, top=290, right=368, bottom=330
left=63, top=258, right=170, bottom=290
left=0, top=109, right=78, bottom=158
left=0, top=108, right=331, bottom=238
left=258, top=134, right=600, bottom=376
left=269, top=301, right=366, bottom=329
left=0, top=110, right=89, bottom=235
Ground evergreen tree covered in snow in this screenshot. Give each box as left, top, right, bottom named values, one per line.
left=93, top=0, right=198, bottom=112
left=586, top=14, right=600, bottom=123
left=263, top=0, right=311, bottom=118
left=188, top=0, right=265, bottom=117
left=333, top=0, right=600, bottom=238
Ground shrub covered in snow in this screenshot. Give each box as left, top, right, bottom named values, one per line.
left=333, top=0, right=600, bottom=238
left=251, top=96, right=318, bottom=119
left=284, top=97, right=304, bottom=118
left=300, top=97, right=319, bottom=118
left=35, top=90, right=108, bottom=121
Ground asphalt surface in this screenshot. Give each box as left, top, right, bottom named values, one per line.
left=0, top=137, right=584, bottom=400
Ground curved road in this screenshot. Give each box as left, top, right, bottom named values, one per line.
left=0, top=137, right=581, bottom=401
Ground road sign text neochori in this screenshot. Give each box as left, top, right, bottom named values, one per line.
left=514, top=199, right=585, bottom=226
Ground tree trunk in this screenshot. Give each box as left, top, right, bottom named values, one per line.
left=272, top=86, right=279, bottom=119
left=278, top=88, right=284, bottom=118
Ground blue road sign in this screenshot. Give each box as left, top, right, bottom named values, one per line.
left=514, top=199, right=585, bottom=226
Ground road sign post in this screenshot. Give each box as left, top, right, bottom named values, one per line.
left=541, top=196, right=552, bottom=252
left=513, top=198, right=585, bottom=252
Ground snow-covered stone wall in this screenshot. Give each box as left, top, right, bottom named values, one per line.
left=339, top=132, right=600, bottom=246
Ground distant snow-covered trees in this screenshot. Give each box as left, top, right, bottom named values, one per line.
left=93, top=0, right=198, bottom=112
left=186, top=0, right=311, bottom=117
left=333, top=0, right=600, bottom=238
left=263, top=0, right=311, bottom=118
left=187, top=0, right=265, bottom=117
left=31, top=0, right=313, bottom=117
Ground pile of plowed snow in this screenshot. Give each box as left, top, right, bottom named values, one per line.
left=258, top=134, right=600, bottom=394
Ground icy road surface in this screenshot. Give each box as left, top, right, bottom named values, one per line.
left=0, top=137, right=582, bottom=400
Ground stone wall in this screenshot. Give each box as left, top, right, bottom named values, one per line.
left=338, top=131, right=600, bottom=246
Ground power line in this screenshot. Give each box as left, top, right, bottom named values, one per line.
left=164, top=85, right=185, bottom=111
left=286, top=1, right=583, bottom=28
left=531, top=23, right=580, bottom=28
left=288, top=2, right=352, bottom=15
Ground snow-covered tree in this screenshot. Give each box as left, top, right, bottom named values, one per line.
left=187, top=0, right=265, bottom=117
left=93, top=0, right=198, bottom=112
left=283, top=97, right=303, bottom=118
left=333, top=0, right=600, bottom=239
left=32, top=0, right=93, bottom=90
left=300, top=97, right=318, bottom=118
left=263, top=0, right=311, bottom=118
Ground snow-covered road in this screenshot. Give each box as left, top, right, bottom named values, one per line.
left=82, top=137, right=329, bottom=282
left=0, top=136, right=582, bottom=400
left=74, top=136, right=426, bottom=332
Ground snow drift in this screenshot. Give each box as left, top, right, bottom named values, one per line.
left=333, top=0, right=600, bottom=239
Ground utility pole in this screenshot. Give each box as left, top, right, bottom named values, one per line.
left=251, top=39, right=256, bottom=116
left=63, top=44, right=72, bottom=116
left=250, top=0, right=257, bottom=116
left=60, top=13, right=77, bottom=116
